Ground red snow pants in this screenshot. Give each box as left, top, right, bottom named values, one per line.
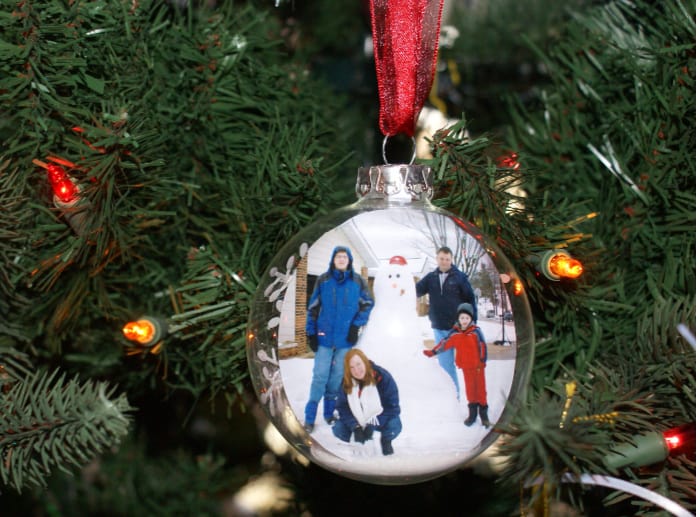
left=461, top=367, right=487, bottom=405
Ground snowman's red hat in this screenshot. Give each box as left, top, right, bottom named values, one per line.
left=389, top=256, right=407, bottom=265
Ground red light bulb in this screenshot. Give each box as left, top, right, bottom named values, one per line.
left=46, top=163, right=67, bottom=185
left=663, top=423, right=696, bottom=457
left=53, top=178, right=79, bottom=204
left=665, top=434, right=680, bottom=449
left=45, top=163, right=79, bottom=204
left=497, top=152, right=521, bottom=170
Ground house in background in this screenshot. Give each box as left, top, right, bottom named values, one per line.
left=276, top=213, right=432, bottom=357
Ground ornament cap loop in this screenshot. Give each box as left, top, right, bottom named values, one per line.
left=382, top=135, right=417, bottom=165
left=356, top=163, right=433, bottom=203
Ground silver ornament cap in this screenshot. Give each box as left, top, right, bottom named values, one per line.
left=356, top=164, right=434, bottom=203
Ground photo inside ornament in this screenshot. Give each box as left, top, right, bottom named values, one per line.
left=248, top=204, right=533, bottom=485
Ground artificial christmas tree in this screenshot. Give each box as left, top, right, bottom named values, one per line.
left=1, top=0, right=694, bottom=515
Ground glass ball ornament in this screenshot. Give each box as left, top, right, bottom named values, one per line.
left=246, top=163, right=534, bottom=485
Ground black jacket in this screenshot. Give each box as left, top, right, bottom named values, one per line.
left=415, top=265, right=477, bottom=329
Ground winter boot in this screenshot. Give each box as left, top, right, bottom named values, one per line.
left=381, top=439, right=394, bottom=456
left=478, top=404, right=490, bottom=428
left=464, top=403, right=479, bottom=426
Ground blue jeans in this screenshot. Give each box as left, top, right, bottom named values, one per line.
left=305, top=346, right=349, bottom=425
left=333, top=416, right=402, bottom=444
left=433, top=328, right=460, bottom=399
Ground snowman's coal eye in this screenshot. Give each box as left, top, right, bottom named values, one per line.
left=396, top=274, right=401, bottom=278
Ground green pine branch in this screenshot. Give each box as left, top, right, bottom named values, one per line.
left=1, top=0, right=354, bottom=376
left=0, top=347, right=33, bottom=388
left=125, top=246, right=253, bottom=401
left=0, top=367, right=132, bottom=493
left=9, top=437, right=251, bottom=517
left=498, top=354, right=694, bottom=511
left=426, top=0, right=695, bottom=514
left=0, top=0, right=695, bottom=514
left=489, top=0, right=695, bottom=513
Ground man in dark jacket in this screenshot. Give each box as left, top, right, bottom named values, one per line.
left=415, top=246, right=477, bottom=399
left=304, top=246, right=374, bottom=432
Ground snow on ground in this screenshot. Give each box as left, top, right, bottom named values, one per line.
left=278, top=258, right=519, bottom=482
left=278, top=314, right=516, bottom=482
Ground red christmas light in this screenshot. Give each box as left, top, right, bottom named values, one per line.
left=45, top=163, right=79, bottom=204
left=665, top=434, right=681, bottom=449
left=46, top=163, right=66, bottom=183
left=497, top=151, right=521, bottom=170
left=34, top=158, right=88, bottom=234
left=663, top=423, right=695, bottom=457
left=53, top=178, right=79, bottom=203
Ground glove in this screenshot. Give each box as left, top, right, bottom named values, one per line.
left=347, top=325, right=360, bottom=345
left=308, top=334, right=318, bottom=352
left=362, top=426, right=374, bottom=441
left=353, top=426, right=367, bottom=444
left=423, top=349, right=436, bottom=358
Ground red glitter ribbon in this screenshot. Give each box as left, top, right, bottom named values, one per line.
left=370, top=0, right=444, bottom=137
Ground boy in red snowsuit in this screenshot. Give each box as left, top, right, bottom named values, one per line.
left=423, top=302, right=489, bottom=427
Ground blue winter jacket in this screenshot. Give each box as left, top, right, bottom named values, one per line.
left=335, top=362, right=401, bottom=429
left=306, top=247, right=374, bottom=349
left=415, top=264, right=477, bottom=329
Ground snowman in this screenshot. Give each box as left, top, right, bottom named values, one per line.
left=358, top=256, right=464, bottom=453
left=358, top=255, right=422, bottom=363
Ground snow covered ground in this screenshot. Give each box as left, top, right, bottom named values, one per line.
left=278, top=314, right=516, bottom=482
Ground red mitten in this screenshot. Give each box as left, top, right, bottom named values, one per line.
left=423, top=349, right=436, bottom=358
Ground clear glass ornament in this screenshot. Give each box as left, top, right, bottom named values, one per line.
left=247, top=163, right=534, bottom=485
